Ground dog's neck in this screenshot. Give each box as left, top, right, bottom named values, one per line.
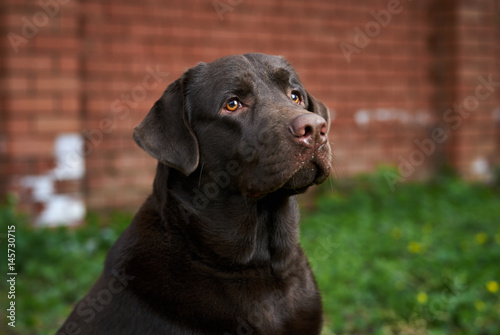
left=151, top=163, right=301, bottom=274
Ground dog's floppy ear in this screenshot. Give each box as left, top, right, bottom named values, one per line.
left=306, top=92, right=330, bottom=130
left=133, top=76, right=199, bottom=176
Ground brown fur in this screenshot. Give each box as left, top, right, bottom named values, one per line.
left=58, top=53, right=331, bottom=335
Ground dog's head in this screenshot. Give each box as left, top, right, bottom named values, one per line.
left=134, top=53, right=331, bottom=198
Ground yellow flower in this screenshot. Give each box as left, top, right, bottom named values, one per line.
left=391, top=228, right=402, bottom=240
left=408, top=241, right=421, bottom=254
left=417, top=292, right=428, bottom=304
left=475, top=232, right=488, bottom=245
left=474, top=300, right=485, bottom=311
left=486, top=281, right=499, bottom=293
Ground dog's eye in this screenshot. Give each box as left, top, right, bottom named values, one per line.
left=225, top=98, right=241, bottom=112
left=291, top=92, right=302, bottom=104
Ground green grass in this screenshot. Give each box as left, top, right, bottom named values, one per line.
left=301, top=171, right=500, bottom=334
left=0, top=203, right=132, bottom=335
left=1, top=170, right=499, bottom=334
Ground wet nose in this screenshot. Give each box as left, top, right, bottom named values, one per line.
left=289, top=113, right=328, bottom=148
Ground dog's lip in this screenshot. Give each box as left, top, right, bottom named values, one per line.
left=244, top=152, right=330, bottom=199
left=282, top=161, right=322, bottom=190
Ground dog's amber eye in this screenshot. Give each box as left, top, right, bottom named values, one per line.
left=225, top=98, right=241, bottom=112
left=291, top=92, right=302, bottom=104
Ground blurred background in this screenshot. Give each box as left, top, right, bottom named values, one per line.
left=0, top=0, right=499, bottom=334
left=1, top=0, right=498, bottom=223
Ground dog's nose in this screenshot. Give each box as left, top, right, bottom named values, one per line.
left=289, top=113, right=328, bottom=148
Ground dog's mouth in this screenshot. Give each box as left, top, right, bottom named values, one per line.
left=283, top=162, right=324, bottom=190
left=281, top=157, right=330, bottom=193
left=245, top=151, right=331, bottom=199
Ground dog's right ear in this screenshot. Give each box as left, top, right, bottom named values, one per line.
left=133, top=76, right=199, bottom=176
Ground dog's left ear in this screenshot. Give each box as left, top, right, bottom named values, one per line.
left=306, top=93, right=330, bottom=131
left=133, top=73, right=199, bottom=176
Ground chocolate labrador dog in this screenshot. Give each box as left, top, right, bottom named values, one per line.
left=58, top=53, right=331, bottom=335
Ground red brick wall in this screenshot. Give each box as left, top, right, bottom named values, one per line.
left=452, top=0, right=500, bottom=178
left=1, top=0, right=84, bottom=223
left=1, top=0, right=499, bottom=223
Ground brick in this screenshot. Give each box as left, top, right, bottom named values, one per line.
left=34, top=116, right=81, bottom=133
left=4, top=76, right=31, bottom=91
left=58, top=56, right=79, bottom=72
left=7, top=96, right=56, bottom=112
left=35, top=76, right=79, bottom=92
left=7, top=56, right=52, bottom=71
left=5, top=119, right=32, bottom=134
left=35, top=157, right=56, bottom=174
left=33, top=35, right=80, bottom=51
left=55, top=180, right=83, bottom=194
left=6, top=137, right=54, bottom=157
